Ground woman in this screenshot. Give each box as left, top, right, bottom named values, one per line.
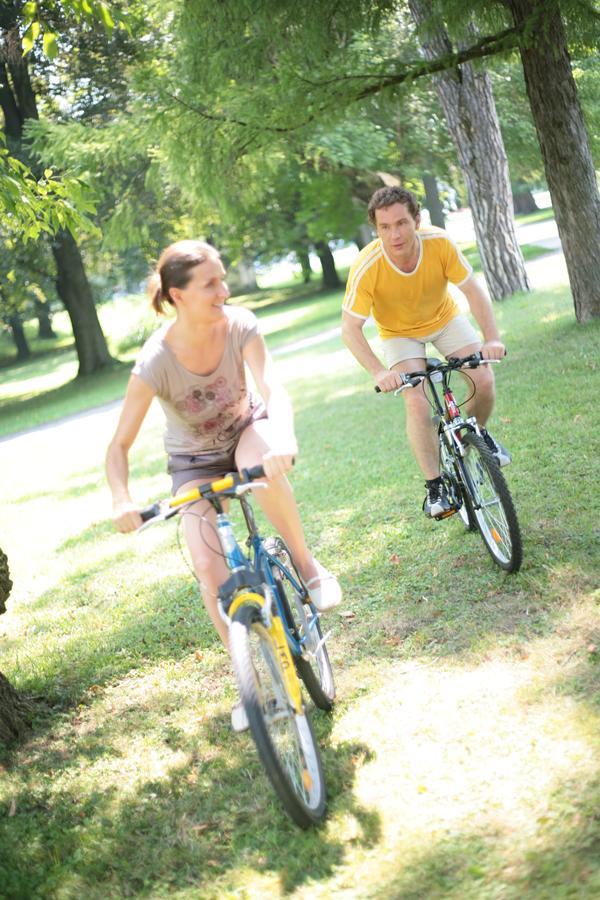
left=106, top=240, right=342, bottom=731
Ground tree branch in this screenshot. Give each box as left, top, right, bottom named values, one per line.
left=167, top=24, right=524, bottom=137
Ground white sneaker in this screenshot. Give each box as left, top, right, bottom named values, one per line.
left=231, top=701, right=249, bottom=733
left=305, top=566, right=342, bottom=612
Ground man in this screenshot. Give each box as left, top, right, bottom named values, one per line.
left=341, top=185, right=510, bottom=518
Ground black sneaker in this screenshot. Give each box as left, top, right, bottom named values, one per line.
left=423, top=479, right=457, bottom=519
left=480, top=428, right=512, bottom=467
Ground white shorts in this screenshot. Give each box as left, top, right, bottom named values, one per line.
left=382, top=314, right=480, bottom=368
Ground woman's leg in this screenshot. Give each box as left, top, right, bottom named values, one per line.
left=177, top=479, right=231, bottom=647
left=235, top=419, right=322, bottom=586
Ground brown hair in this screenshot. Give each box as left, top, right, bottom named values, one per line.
left=148, top=240, right=217, bottom=314
left=367, top=186, right=420, bottom=225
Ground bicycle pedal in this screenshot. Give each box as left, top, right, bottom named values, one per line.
left=434, top=507, right=459, bottom=520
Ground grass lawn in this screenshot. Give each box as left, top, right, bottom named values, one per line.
left=1, top=268, right=600, bottom=897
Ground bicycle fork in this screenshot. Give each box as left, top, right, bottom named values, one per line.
left=223, top=588, right=304, bottom=715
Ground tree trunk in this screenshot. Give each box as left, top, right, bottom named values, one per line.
left=0, top=546, right=11, bottom=616
left=512, top=189, right=538, bottom=215
left=355, top=224, right=374, bottom=251
left=0, top=672, right=33, bottom=744
left=294, top=249, right=312, bottom=282
left=408, top=0, right=530, bottom=300
left=52, top=230, right=114, bottom=376
left=8, top=313, right=30, bottom=360
left=314, top=241, right=341, bottom=289
left=0, top=26, right=114, bottom=373
left=422, top=172, right=446, bottom=228
left=506, top=0, right=600, bottom=323
left=0, top=547, right=32, bottom=745
left=35, top=299, right=56, bottom=339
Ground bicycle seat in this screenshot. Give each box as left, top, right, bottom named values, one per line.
left=425, top=357, right=444, bottom=372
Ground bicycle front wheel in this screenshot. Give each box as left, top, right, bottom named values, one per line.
left=461, top=432, right=523, bottom=572
left=230, top=603, right=326, bottom=827
left=265, top=537, right=335, bottom=711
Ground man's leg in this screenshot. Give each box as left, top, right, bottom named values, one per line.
left=448, top=340, right=496, bottom=425
left=392, top=357, right=440, bottom=479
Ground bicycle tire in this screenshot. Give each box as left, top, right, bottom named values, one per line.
left=460, top=432, right=523, bottom=572
left=230, top=602, right=326, bottom=827
left=265, top=537, right=335, bottom=711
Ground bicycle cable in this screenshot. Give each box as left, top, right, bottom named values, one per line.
left=174, top=507, right=232, bottom=584
left=422, top=368, right=476, bottom=413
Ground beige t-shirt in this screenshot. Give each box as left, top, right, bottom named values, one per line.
left=132, top=305, right=263, bottom=456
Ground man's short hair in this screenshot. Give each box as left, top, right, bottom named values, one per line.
left=367, top=186, right=420, bottom=225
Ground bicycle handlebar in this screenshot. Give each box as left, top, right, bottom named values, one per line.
left=138, top=464, right=268, bottom=527
left=374, top=352, right=501, bottom=393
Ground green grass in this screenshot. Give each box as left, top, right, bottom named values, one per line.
left=1, top=272, right=600, bottom=897
left=514, top=206, right=556, bottom=226
left=459, top=240, right=549, bottom=270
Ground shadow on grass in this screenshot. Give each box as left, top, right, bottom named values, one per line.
left=0, top=692, right=380, bottom=897
left=4, top=561, right=214, bottom=707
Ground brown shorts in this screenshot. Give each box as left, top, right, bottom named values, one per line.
left=167, top=408, right=268, bottom=493
left=168, top=449, right=239, bottom=493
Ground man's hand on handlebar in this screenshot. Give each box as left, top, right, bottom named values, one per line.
left=374, top=368, right=405, bottom=393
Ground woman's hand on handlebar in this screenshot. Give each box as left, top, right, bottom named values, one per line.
left=112, top=500, right=143, bottom=533
left=481, top=340, right=506, bottom=360
left=262, top=444, right=297, bottom=480
left=375, top=368, right=405, bottom=393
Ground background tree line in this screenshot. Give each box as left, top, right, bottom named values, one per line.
left=1, top=0, right=599, bottom=379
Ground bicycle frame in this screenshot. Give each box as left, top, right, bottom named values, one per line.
left=402, top=358, right=493, bottom=513
left=216, top=492, right=321, bottom=663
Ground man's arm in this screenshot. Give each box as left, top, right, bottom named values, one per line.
left=341, top=310, right=403, bottom=392
left=459, top=278, right=506, bottom=359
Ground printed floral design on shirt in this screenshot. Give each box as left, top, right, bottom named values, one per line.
left=174, top=374, right=251, bottom=447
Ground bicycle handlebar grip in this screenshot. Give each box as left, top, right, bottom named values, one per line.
left=243, top=464, right=267, bottom=481
left=139, top=502, right=161, bottom=523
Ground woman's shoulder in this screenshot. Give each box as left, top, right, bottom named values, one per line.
left=226, top=304, right=259, bottom=335
left=134, top=322, right=172, bottom=367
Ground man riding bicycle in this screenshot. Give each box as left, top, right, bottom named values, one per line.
left=341, top=186, right=511, bottom=518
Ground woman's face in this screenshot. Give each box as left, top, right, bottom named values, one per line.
left=173, top=254, right=230, bottom=319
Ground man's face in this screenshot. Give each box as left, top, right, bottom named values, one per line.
left=374, top=202, right=420, bottom=259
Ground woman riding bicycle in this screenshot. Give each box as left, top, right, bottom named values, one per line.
left=105, top=240, right=342, bottom=729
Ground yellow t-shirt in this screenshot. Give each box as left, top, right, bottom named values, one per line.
left=342, top=228, right=473, bottom=339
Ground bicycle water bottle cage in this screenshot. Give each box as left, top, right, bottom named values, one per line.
left=218, top=568, right=264, bottom=607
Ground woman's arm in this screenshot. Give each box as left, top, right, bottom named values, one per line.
left=106, top=374, right=156, bottom=532
left=243, top=334, right=297, bottom=478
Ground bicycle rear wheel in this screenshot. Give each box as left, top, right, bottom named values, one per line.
left=230, top=602, right=326, bottom=827
left=461, top=432, right=523, bottom=572
left=264, top=537, right=335, bottom=711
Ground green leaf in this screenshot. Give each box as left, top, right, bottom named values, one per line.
left=22, top=25, right=35, bottom=55
left=22, top=1, right=38, bottom=21
left=43, top=32, right=59, bottom=59
left=99, top=3, right=115, bottom=30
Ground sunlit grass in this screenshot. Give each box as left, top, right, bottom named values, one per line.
left=1, top=276, right=600, bottom=897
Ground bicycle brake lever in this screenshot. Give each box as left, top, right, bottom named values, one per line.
left=235, top=482, right=268, bottom=496
left=137, top=502, right=178, bottom=533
